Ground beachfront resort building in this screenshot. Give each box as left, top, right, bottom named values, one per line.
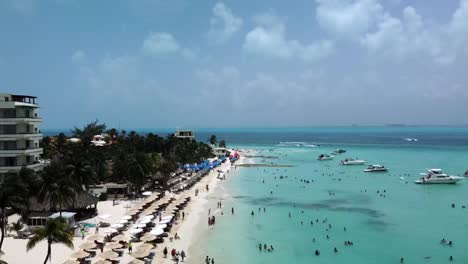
left=175, top=129, right=195, bottom=140
left=0, top=93, right=43, bottom=181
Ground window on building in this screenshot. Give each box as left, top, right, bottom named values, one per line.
left=4, top=97, right=9, bottom=102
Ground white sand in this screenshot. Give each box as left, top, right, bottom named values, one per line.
left=2, top=200, right=138, bottom=264
left=1, top=152, right=246, bottom=264
left=158, top=152, right=249, bottom=264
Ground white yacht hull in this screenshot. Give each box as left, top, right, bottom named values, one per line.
left=341, top=160, right=366, bottom=165
left=414, top=177, right=462, bottom=184
left=364, top=169, right=388, bottom=172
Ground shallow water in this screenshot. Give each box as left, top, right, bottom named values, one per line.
left=198, top=141, right=468, bottom=264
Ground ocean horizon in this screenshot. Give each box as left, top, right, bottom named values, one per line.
left=43, top=126, right=468, bottom=147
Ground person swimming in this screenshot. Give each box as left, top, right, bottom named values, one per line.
left=334, top=247, right=338, bottom=253
left=315, top=250, right=320, bottom=256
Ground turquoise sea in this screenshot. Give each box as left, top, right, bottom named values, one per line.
left=191, top=127, right=468, bottom=264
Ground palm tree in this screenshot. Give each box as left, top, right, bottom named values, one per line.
left=219, top=140, right=227, bottom=148
left=0, top=173, right=27, bottom=253
left=9, top=220, right=24, bottom=237
left=208, top=134, right=217, bottom=146
left=38, top=164, right=74, bottom=217
left=27, top=217, right=74, bottom=264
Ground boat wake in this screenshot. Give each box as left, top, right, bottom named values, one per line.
left=278, top=142, right=318, bottom=147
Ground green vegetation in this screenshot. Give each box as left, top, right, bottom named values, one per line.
left=0, top=121, right=223, bottom=255
left=27, top=217, right=74, bottom=264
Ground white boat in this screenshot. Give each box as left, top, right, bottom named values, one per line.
left=340, top=158, right=366, bottom=165
left=364, top=165, right=388, bottom=172
left=404, top=138, right=418, bottom=142
left=318, top=154, right=334, bottom=161
left=415, top=169, right=463, bottom=184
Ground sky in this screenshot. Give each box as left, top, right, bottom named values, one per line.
left=0, top=0, right=468, bottom=129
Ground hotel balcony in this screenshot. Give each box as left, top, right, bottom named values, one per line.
left=0, top=117, right=42, bottom=124
left=0, top=132, right=43, bottom=140
left=0, top=147, right=43, bottom=157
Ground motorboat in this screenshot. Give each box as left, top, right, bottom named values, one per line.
left=364, top=165, right=388, bottom=172
left=404, top=138, right=418, bottom=142
left=340, top=158, right=366, bottom=165
left=333, top=149, right=347, bottom=154
left=318, top=154, right=334, bottom=161
left=415, top=169, right=463, bottom=184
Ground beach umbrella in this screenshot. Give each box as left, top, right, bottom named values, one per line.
left=110, top=223, right=124, bottom=229
left=159, top=218, right=171, bottom=224
left=142, top=191, right=152, bottom=196
left=140, top=210, right=153, bottom=217
left=142, top=215, right=154, bottom=220
left=98, top=251, right=119, bottom=259
left=62, top=260, right=79, bottom=264
left=131, top=249, right=151, bottom=259
left=105, top=242, right=123, bottom=249
left=128, top=210, right=139, bottom=216
left=70, top=250, right=90, bottom=259
left=149, top=228, right=164, bottom=236
left=98, top=214, right=111, bottom=220
left=140, top=234, right=156, bottom=242
left=137, top=243, right=154, bottom=250
left=129, top=228, right=143, bottom=235
left=103, top=228, right=118, bottom=234
left=121, top=215, right=132, bottom=220
left=139, top=218, right=151, bottom=224
left=161, top=216, right=173, bottom=221
left=119, top=219, right=128, bottom=224
left=79, top=242, right=97, bottom=250
left=111, top=234, right=129, bottom=242
left=156, top=223, right=167, bottom=229
left=127, top=259, right=145, bottom=264
left=133, top=223, right=147, bottom=229
left=94, top=260, right=112, bottom=264
left=87, top=234, right=104, bottom=241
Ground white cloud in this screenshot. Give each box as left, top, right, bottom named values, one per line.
left=207, top=2, right=243, bottom=44
left=315, top=0, right=383, bottom=39
left=360, top=5, right=457, bottom=64
left=142, top=32, right=180, bottom=56
left=243, top=13, right=333, bottom=62
left=71, top=50, right=87, bottom=64
left=449, top=0, right=468, bottom=53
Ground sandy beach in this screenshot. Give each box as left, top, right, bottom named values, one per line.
left=1, top=151, right=247, bottom=264
left=156, top=153, right=248, bottom=264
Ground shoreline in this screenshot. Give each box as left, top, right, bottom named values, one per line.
left=1, top=151, right=249, bottom=264
left=158, top=149, right=252, bottom=263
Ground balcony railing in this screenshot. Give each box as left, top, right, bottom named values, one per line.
left=0, top=131, right=41, bottom=135
left=0, top=146, right=40, bottom=151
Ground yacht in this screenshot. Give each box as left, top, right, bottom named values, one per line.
left=415, top=169, right=463, bottom=184
left=364, top=165, right=388, bottom=172
left=318, top=154, right=334, bottom=161
left=340, top=158, right=366, bottom=165
left=333, top=149, right=347, bottom=154
left=404, top=138, right=419, bottom=142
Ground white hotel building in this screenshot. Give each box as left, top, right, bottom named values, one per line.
left=0, top=93, right=44, bottom=181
